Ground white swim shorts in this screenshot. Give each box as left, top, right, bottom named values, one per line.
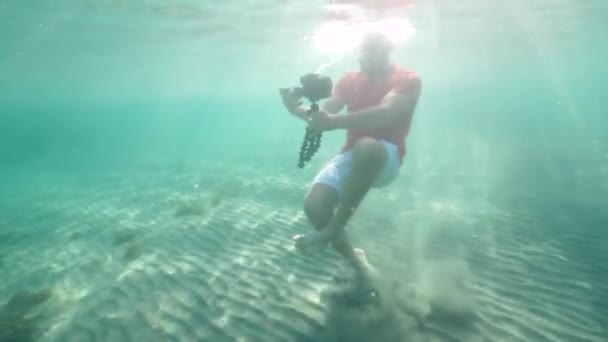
left=312, top=140, right=401, bottom=201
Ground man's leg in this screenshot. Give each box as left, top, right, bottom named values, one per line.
left=303, top=183, right=366, bottom=274
left=296, top=137, right=388, bottom=252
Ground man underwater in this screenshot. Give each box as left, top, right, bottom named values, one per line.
left=279, top=31, right=422, bottom=281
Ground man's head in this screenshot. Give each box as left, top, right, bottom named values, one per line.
left=357, top=31, right=393, bottom=76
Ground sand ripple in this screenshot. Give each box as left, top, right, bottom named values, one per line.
left=0, top=167, right=606, bottom=342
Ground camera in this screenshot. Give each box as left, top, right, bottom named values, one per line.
left=291, top=73, right=333, bottom=104
left=291, top=73, right=333, bottom=169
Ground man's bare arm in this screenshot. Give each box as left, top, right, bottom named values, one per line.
left=329, top=77, right=421, bottom=130
left=322, top=96, right=346, bottom=115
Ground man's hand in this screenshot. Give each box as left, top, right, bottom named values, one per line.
left=279, top=88, right=305, bottom=118
left=308, top=109, right=336, bottom=134
left=280, top=88, right=345, bottom=128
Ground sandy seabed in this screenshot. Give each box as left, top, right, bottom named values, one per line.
left=1, top=161, right=606, bottom=342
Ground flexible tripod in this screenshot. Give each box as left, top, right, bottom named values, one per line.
left=298, top=103, right=322, bottom=168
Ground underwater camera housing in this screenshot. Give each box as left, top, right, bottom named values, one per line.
left=292, top=73, right=333, bottom=168
left=292, top=73, right=333, bottom=104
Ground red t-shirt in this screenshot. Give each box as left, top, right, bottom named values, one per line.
left=333, top=64, right=421, bottom=164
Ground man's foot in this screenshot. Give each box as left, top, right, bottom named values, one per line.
left=293, top=231, right=331, bottom=254
left=353, top=248, right=380, bottom=285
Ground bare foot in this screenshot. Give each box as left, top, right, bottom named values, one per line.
left=353, top=248, right=380, bottom=283
left=293, top=232, right=330, bottom=254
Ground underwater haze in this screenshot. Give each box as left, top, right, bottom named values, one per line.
left=1, top=0, right=607, bottom=341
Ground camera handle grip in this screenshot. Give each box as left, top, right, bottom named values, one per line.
left=307, top=103, right=319, bottom=114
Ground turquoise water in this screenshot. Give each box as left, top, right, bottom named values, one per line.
left=1, top=0, right=607, bottom=341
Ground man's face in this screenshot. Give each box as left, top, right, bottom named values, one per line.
left=357, top=39, right=390, bottom=74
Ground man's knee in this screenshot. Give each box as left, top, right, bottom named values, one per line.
left=304, top=196, right=320, bottom=216
left=352, top=138, right=388, bottom=168
left=304, top=183, right=338, bottom=226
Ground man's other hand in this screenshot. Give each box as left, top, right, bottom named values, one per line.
left=279, top=88, right=304, bottom=116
